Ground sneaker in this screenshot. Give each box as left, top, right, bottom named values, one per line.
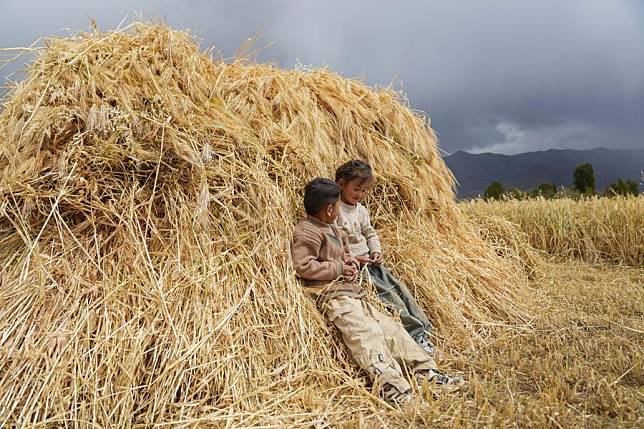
left=414, top=334, right=436, bottom=356
left=416, top=369, right=467, bottom=394
left=382, top=383, right=413, bottom=406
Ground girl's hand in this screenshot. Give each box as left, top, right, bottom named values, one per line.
left=370, top=252, right=384, bottom=265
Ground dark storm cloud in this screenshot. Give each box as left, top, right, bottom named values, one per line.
left=1, top=0, right=643, bottom=154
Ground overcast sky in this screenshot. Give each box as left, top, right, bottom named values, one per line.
left=1, top=0, right=643, bottom=154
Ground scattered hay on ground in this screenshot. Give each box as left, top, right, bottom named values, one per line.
left=450, top=260, right=643, bottom=427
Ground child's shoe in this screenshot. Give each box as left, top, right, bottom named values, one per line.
left=381, top=383, right=413, bottom=406
left=414, top=334, right=436, bottom=356
left=416, top=369, right=467, bottom=394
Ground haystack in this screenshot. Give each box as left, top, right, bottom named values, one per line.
left=0, top=23, right=532, bottom=426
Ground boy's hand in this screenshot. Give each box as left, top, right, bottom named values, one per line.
left=355, top=255, right=372, bottom=265
left=347, top=257, right=360, bottom=268
left=370, top=252, right=384, bottom=265
left=343, top=263, right=358, bottom=281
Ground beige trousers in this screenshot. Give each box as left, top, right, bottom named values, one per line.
left=323, top=295, right=437, bottom=393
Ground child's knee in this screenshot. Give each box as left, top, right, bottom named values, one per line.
left=323, top=297, right=360, bottom=322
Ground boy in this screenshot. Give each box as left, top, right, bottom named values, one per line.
left=291, top=178, right=464, bottom=405
left=334, top=160, right=436, bottom=355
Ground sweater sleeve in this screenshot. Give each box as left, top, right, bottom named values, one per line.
left=291, top=229, right=343, bottom=281
left=360, top=205, right=382, bottom=255
left=338, top=228, right=353, bottom=261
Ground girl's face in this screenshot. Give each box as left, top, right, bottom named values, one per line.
left=340, top=178, right=372, bottom=205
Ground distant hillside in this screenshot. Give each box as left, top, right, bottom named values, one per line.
left=443, top=148, right=644, bottom=198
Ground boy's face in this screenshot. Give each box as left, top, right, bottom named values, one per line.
left=316, top=198, right=341, bottom=224
left=340, top=178, right=372, bottom=205
left=326, top=199, right=341, bottom=223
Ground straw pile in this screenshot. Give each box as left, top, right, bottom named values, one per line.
left=0, top=23, right=533, bottom=426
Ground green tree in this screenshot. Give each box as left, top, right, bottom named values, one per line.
left=573, top=163, right=595, bottom=194
left=483, top=181, right=504, bottom=201
left=556, top=186, right=583, bottom=200
left=605, top=179, right=638, bottom=197
left=505, top=188, right=528, bottom=200
left=532, top=183, right=558, bottom=199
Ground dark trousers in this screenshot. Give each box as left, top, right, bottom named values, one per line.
left=366, top=264, right=432, bottom=338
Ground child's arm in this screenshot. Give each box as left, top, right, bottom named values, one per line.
left=291, top=230, right=343, bottom=281
left=339, top=229, right=359, bottom=269
left=359, top=206, right=382, bottom=257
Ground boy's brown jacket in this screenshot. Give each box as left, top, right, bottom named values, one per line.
left=291, top=216, right=364, bottom=300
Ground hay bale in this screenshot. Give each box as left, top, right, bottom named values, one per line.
left=0, top=23, right=533, bottom=426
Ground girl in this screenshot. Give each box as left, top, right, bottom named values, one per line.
left=334, top=160, right=436, bottom=355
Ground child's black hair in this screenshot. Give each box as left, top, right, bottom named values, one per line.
left=335, top=159, right=373, bottom=184
left=304, top=178, right=341, bottom=216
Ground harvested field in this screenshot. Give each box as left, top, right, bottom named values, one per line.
left=434, top=260, right=642, bottom=428
left=463, top=196, right=644, bottom=266
left=0, top=23, right=533, bottom=426
left=1, top=22, right=641, bottom=428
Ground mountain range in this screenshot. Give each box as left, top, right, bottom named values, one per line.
left=443, top=148, right=644, bottom=198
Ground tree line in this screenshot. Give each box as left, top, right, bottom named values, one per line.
left=483, top=163, right=640, bottom=201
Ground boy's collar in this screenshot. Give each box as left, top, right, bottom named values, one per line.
left=340, top=200, right=357, bottom=209
left=307, top=215, right=333, bottom=226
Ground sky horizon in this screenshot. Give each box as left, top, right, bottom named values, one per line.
left=1, top=1, right=643, bottom=155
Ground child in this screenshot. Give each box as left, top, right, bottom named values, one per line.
left=291, top=177, right=464, bottom=405
left=334, top=160, right=436, bottom=355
